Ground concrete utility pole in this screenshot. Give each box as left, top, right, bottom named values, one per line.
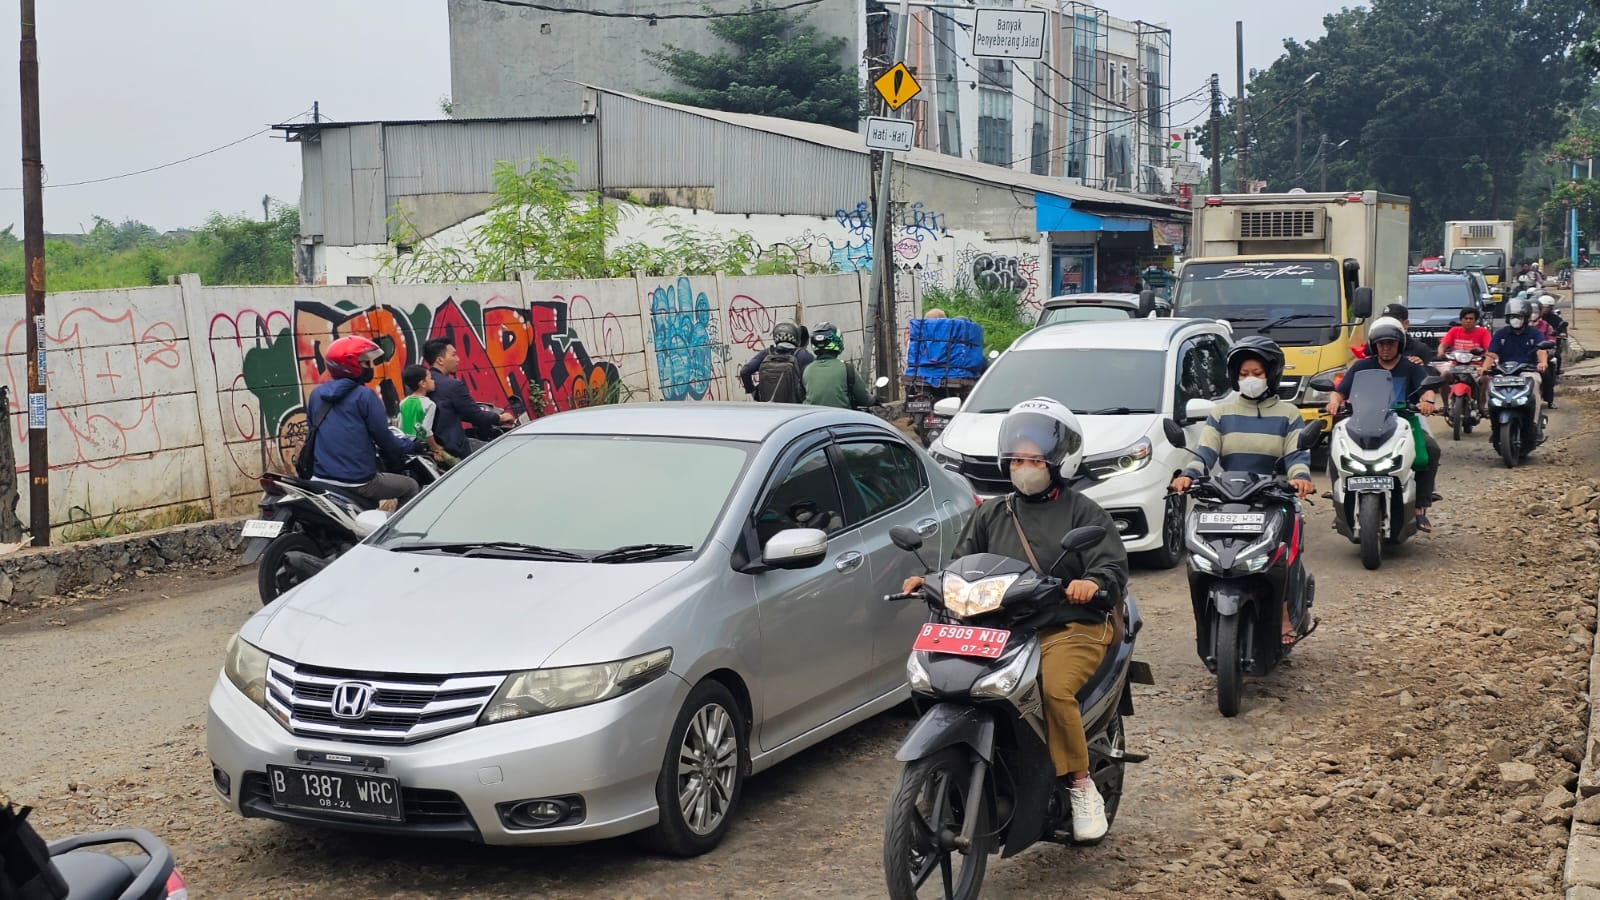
left=1320, top=133, right=1330, bottom=192
left=19, top=0, right=47, bottom=546
left=1209, top=74, right=1222, bottom=194
left=1234, top=21, right=1246, bottom=192
left=867, top=0, right=911, bottom=396
left=1295, top=110, right=1303, bottom=187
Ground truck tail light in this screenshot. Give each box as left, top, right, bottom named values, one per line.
left=1204, top=197, right=1223, bottom=206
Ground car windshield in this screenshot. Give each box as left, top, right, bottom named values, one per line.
left=1038, top=305, right=1134, bottom=326
left=1407, top=279, right=1472, bottom=309
left=372, top=434, right=752, bottom=555
left=963, top=348, right=1165, bottom=414
left=1450, top=249, right=1504, bottom=270
left=1173, top=259, right=1342, bottom=320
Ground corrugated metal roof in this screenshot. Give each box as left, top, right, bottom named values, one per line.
left=384, top=120, right=597, bottom=196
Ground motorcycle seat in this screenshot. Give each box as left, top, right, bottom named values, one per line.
left=50, top=850, right=145, bottom=900
left=1075, top=598, right=1133, bottom=706
left=281, top=476, right=379, bottom=511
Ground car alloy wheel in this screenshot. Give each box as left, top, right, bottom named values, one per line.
left=640, top=679, right=748, bottom=856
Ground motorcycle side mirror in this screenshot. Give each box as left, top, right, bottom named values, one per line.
left=933, top=396, right=962, bottom=416
left=1539, top=340, right=1557, bottom=351
left=1418, top=374, right=1445, bottom=390
left=1162, top=419, right=1187, bottom=449
left=1297, top=420, right=1326, bottom=451
left=988, top=350, right=1000, bottom=360
left=1307, top=373, right=1338, bottom=393
left=1060, top=525, right=1107, bottom=554
left=1137, top=289, right=1156, bottom=318
left=353, top=509, right=390, bottom=537
left=889, top=525, right=934, bottom=571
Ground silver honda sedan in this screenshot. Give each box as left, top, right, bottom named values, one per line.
left=207, top=403, right=977, bottom=854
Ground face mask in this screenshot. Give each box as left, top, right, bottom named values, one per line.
left=356, top=365, right=376, bottom=384
left=1238, top=376, right=1270, bottom=400
left=1509, top=317, right=1525, bottom=329
left=1010, top=465, right=1052, bottom=496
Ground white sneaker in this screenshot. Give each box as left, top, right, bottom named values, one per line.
left=1068, top=781, right=1109, bottom=841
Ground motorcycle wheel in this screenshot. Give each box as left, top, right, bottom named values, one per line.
left=883, top=747, right=992, bottom=900
left=1358, top=494, right=1383, bottom=571
left=1216, top=613, right=1243, bottom=718
left=1088, top=712, right=1127, bottom=830
left=1502, top=419, right=1522, bottom=469
left=1451, top=396, right=1465, bottom=442
left=257, top=532, right=322, bottom=605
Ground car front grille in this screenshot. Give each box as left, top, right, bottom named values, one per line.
left=266, top=659, right=504, bottom=745
left=956, top=454, right=1012, bottom=495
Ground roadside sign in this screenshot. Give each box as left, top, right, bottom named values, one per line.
left=972, top=8, right=1047, bottom=60
left=873, top=63, right=922, bottom=111
left=865, top=117, right=915, bottom=152
left=1172, top=162, right=1204, bottom=185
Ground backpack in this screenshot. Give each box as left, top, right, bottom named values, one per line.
left=0, top=803, right=68, bottom=900
left=755, top=349, right=804, bottom=403
left=294, top=387, right=352, bottom=480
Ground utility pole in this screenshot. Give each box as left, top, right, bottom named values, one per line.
left=19, top=0, right=47, bottom=546
left=1294, top=110, right=1303, bottom=188
left=1208, top=74, right=1222, bottom=194
left=1234, top=21, right=1247, bottom=193
left=867, top=0, right=911, bottom=396
left=1320, top=133, right=1330, bottom=192
left=1572, top=161, right=1581, bottom=271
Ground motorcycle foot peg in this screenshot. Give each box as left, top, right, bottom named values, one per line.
left=1128, top=661, right=1155, bottom=685
left=1116, top=748, right=1150, bottom=763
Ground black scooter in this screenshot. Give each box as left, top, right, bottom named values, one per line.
left=1180, top=422, right=1324, bottom=717
left=1, top=803, right=186, bottom=900
left=879, top=525, right=1152, bottom=900
left=1487, top=351, right=1553, bottom=468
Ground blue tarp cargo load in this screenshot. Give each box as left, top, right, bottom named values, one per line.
left=904, top=318, right=985, bottom=386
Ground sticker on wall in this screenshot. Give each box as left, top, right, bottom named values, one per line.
left=27, top=392, right=46, bottom=429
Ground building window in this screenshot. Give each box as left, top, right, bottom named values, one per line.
left=978, top=89, right=1013, bottom=166
left=1068, top=16, right=1098, bottom=181
left=1031, top=60, right=1051, bottom=175
left=1145, top=45, right=1165, bottom=166
left=934, top=12, right=962, bottom=156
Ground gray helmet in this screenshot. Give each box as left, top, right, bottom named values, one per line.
left=1505, top=297, right=1530, bottom=326
left=770, top=321, right=802, bottom=351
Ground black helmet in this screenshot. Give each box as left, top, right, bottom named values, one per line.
left=770, top=321, right=802, bottom=351
left=810, top=322, right=843, bottom=355
left=1382, top=302, right=1409, bottom=321
left=1226, top=336, right=1285, bottom=394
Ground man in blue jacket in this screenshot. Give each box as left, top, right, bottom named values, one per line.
left=308, top=336, right=427, bottom=505
left=423, top=337, right=513, bottom=457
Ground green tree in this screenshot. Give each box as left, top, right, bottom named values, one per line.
left=187, top=206, right=298, bottom=285
left=647, top=2, right=861, bottom=129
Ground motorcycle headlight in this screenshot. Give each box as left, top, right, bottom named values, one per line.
left=479, top=648, right=673, bottom=724
left=972, top=648, right=1033, bottom=699
left=1368, top=453, right=1403, bottom=474
left=906, top=652, right=933, bottom=694
left=223, top=634, right=270, bottom=707
left=1083, top=437, right=1153, bottom=480
left=1190, top=552, right=1218, bottom=574
left=1300, top=368, right=1347, bottom=404
left=1340, top=453, right=1402, bottom=475
left=943, top=574, right=1019, bottom=617
left=1241, top=552, right=1274, bottom=574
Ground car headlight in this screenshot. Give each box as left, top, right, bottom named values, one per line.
left=479, top=648, right=673, bottom=724
left=907, top=652, right=932, bottom=694
left=223, top=634, right=269, bottom=707
left=943, top=574, right=1019, bottom=617
left=1300, top=368, right=1347, bottom=404
left=972, top=648, right=1033, bottom=699
left=1083, top=437, right=1154, bottom=480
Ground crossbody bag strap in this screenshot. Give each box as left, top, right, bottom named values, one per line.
left=1005, top=495, right=1045, bottom=572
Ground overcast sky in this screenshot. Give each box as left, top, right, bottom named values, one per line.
left=0, top=1, right=1351, bottom=234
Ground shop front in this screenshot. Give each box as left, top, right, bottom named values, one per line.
left=1034, top=192, right=1185, bottom=297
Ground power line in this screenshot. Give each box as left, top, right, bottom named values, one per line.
left=472, top=0, right=824, bottom=20
left=0, top=108, right=313, bottom=191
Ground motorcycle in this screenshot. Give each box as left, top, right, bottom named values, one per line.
left=1180, top=440, right=1322, bottom=718
left=240, top=428, right=443, bottom=605
left=878, top=524, right=1152, bottom=900
left=1, top=803, right=187, bottom=900
left=1308, top=368, right=1442, bottom=570
left=1487, top=354, right=1552, bottom=468
left=1433, top=348, right=1485, bottom=441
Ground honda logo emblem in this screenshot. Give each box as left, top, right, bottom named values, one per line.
left=331, top=682, right=374, bottom=720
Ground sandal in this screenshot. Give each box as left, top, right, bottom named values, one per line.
left=1281, top=631, right=1298, bottom=647
left=1415, top=512, right=1432, bottom=533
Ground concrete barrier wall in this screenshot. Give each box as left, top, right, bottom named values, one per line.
left=2, top=272, right=882, bottom=530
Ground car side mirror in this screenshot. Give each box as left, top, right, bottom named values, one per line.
left=1297, top=420, right=1326, bottom=451
left=874, top=376, right=890, bottom=390
left=1183, top=398, right=1215, bottom=423
left=1137, top=289, right=1156, bottom=318
left=1352, top=286, right=1373, bottom=319
left=761, top=528, right=829, bottom=570
left=1060, top=525, right=1107, bottom=553
left=933, top=396, right=962, bottom=416
left=1162, top=419, right=1186, bottom=449
left=987, top=350, right=1000, bottom=360
left=1307, top=373, right=1338, bottom=393
left=889, top=525, right=924, bottom=552
left=353, top=509, right=390, bottom=537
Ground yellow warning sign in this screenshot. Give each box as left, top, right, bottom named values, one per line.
left=873, top=63, right=922, bottom=111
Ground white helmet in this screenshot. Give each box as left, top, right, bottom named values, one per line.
left=1364, top=315, right=1406, bottom=354
left=996, top=398, right=1085, bottom=481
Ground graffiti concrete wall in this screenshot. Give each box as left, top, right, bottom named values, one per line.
left=0, top=272, right=867, bottom=532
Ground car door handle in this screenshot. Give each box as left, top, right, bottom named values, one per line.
left=835, top=551, right=864, bottom=572
left=916, top=518, right=939, bottom=536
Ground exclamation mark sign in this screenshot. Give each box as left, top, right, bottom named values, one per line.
left=893, top=68, right=903, bottom=100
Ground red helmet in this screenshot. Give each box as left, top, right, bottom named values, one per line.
left=324, top=335, right=382, bottom=380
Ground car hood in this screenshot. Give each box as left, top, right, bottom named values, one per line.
left=243, top=544, right=691, bottom=674
left=1406, top=308, right=1462, bottom=329
left=939, top=412, right=1154, bottom=459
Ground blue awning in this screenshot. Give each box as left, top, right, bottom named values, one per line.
left=1035, top=192, right=1154, bottom=233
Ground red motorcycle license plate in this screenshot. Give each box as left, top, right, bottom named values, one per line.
left=912, top=623, right=1011, bottom=658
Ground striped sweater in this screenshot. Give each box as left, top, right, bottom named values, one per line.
left=1182, top=393, right=1312, bottom=482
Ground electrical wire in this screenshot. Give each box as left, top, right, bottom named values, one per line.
left=0, top=108, right=314, bottom=191
left=472, top=0, right=824, bottom=20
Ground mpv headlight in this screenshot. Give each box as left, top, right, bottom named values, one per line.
left=223, top=634, right=269, bottom=707
left=1084, top=438, right=1153, bottom=480
left=480, top=648, right=673, bottom=724
left=943, top=574, right=1019, bottom=617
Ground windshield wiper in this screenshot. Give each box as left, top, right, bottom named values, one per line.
left=1258, top=313, right=1334, bottom=333
left=1081, top=406, right=1156, bottom=415
left=590, top=543, right=695, bottom=564
left=386, top=540, right=588, bottom=561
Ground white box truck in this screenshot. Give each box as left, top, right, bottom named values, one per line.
left=1443, top=219, right=1514, bottom=289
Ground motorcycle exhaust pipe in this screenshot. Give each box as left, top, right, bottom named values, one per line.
left=283, top=550, right=329, bottom=578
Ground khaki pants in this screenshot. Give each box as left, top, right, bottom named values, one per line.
left=1040, top=620, right=1115, bottom=776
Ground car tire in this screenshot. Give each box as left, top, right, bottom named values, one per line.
left=638, top=679, right=749, bottom=857
left=1135, top=492, right=1185, bottom=569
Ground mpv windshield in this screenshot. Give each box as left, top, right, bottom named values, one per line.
left=963, top=348, right=1166, bottom=414
left=1406, top=278, right=1471, bottom=309
left=373, top=435, right=752, bottom=555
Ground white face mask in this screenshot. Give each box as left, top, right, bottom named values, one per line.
left=1238, top=376, right=1270, bottom=400
left=1509, top=317, right=1525, bottom=329
left=1010, top=465, right=1053, bottom=496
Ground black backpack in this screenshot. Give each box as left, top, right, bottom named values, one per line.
left=294, top=387, right=352, bottom=480
left=755, top=349, right=804, bottom=403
